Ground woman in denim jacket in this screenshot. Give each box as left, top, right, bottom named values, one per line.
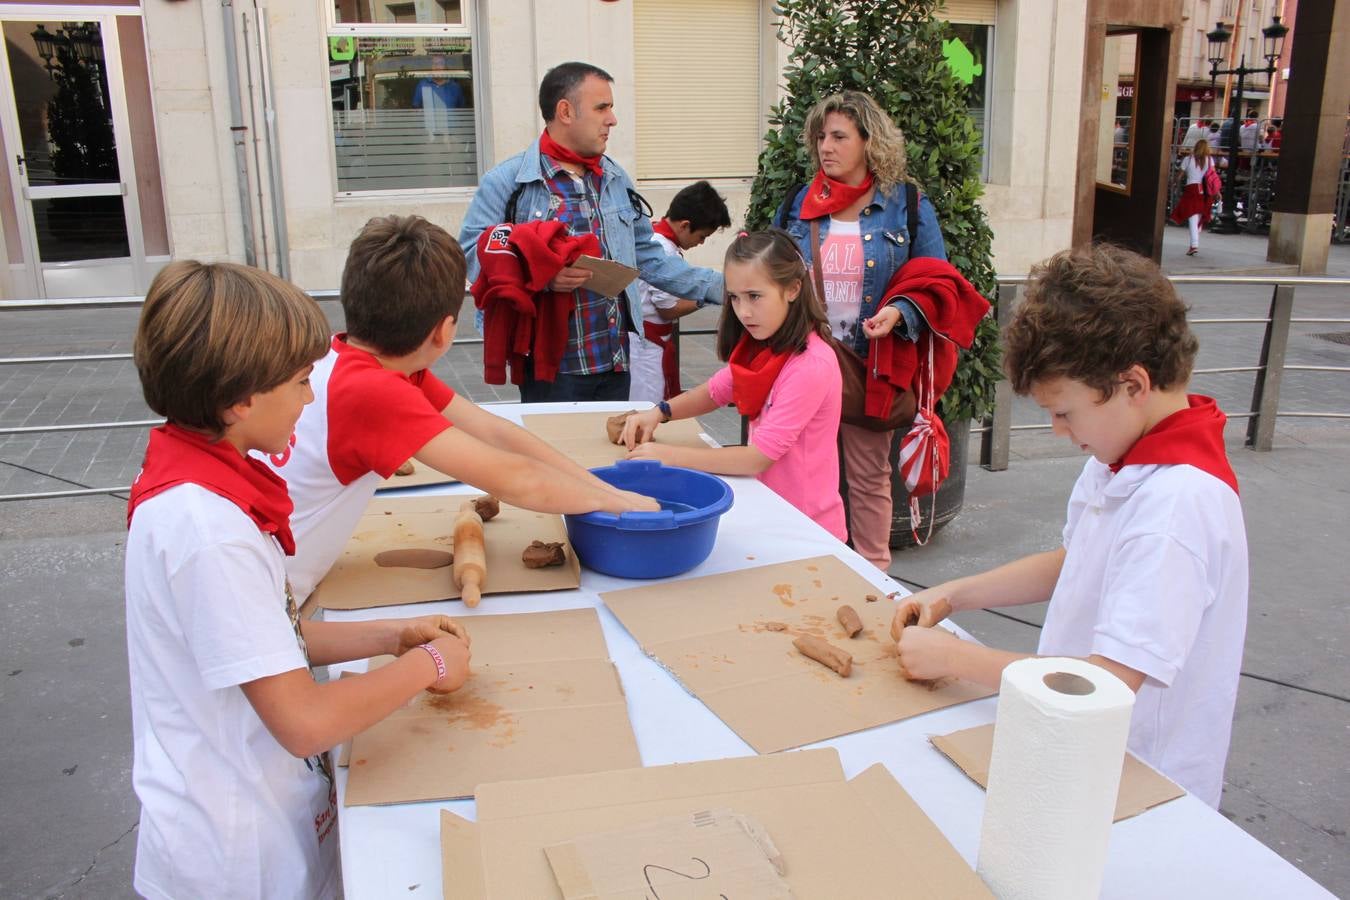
left=774, top=91, right=947, bottom=571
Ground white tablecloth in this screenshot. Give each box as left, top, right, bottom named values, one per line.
left=328, top=401, right=1331, bottom=900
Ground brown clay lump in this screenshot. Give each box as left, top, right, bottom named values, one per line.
left=764, top=621, right=789, bottom=632
left=836, top=605, right=863, bottom=638
left=374, top=548, right=453, bottom=569
left=605, top=409, right=650, bottom=445
left=793, top=635, right=853, bottom=677
left=865, top=593, right=879, bottom=603
left=473, top=495, right=501, bottom=521
left=394, top=460, right=415, bottom=477
left=522, top=540, right=567, bottom=568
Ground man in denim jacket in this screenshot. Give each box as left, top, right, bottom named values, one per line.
left=459, top=61, right=723, bottom=402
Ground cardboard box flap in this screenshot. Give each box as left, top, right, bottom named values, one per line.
left=476, top=749, right=844, bottom=822
left=930, top=723, right=1186, bottom=822
left=847, top=764, right=992, bottom=898
left=440, top=810, right=485, bottom=900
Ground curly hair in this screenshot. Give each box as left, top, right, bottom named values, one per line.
left=1003, top=244, right=1198, bottom=399
left=803, top=91, right=912, bottom=194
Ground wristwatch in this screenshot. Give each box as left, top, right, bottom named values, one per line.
left=657, top=400, right=672, bottom=422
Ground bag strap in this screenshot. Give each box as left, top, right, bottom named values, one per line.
left=809, top=218, right=827, bottom=309
left=774, top=183, right=807, bottom=229
left=503, top=183, right=527, bottom=224
left=905, top=182, right=920, bottom=250
left=910, top=334, right=940, bottom=546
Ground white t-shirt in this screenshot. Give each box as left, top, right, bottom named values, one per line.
left=262, top=335, right=455, bottom=601
left=636, top=232, right=683, bottom=324
left=1182, top=154, right=1212, bottom=186
left=125, top=484, right=338, bottom=900
left=816, top=218, right=865, bottom=341
left=1039, top=458, right=1248, bottom=808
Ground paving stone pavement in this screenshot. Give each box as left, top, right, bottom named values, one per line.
left=0, top=227, right=1346, bottom=897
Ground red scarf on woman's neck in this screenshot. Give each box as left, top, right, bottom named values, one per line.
left=1109, top=395, right=1238, bottom=495
left=652, top=218, right=678, bottom=244
left=539, top=129, right=604, bottom=178
left=728, top=335, right=792, bottom=419
left=799, top=169, right=876, bottom=219
left=127, top=424, right=298, bottom=554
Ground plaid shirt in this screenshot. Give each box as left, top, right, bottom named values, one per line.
left=540, top=155, right=627, bottom=375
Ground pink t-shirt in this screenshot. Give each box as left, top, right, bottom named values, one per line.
left=816, top=218, right=865, bottom=340
left=708, top=331, right=846, bottom=541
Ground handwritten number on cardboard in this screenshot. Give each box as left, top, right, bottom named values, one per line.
left=643, top=856, right=728, bottom=899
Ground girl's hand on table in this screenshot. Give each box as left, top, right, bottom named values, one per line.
left=620, top=408, right=663, bottom=450
left=626, top=440, right=675, bottom=464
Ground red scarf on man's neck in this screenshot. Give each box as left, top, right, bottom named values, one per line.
left=539, top=129, right=604, bottom=178
left=652, top=218, right=678, bottom=244
left=127, top=424, right=298, bottom=554
left=799, top=169, right=876, bottom=219
left=1109, top=395, right=1238, bottom=495
left=728, top=335, right=792, bottom=420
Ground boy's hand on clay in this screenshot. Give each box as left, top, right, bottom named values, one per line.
left=426, top=633, right=472, bottom=694
left=896, top=624, right=959, bottom=682
left=620, top=408, right=662, bottom=450
left=889, top=586, right=954, bottom=641
left=392, top=614, right=471, bottom=657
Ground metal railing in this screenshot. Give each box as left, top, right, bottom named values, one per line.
left=2, top=273, right=1348, bottom=500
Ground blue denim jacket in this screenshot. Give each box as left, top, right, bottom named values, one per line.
left=459, top=139, right=724, bottom=338
left=777, top=181, right=947, bottom=355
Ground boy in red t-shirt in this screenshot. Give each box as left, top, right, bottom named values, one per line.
left=268, top=215, right=657, bottom=600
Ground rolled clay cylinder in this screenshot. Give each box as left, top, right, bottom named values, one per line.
left=605, top=409, right=649, bottom=445
left=373, top=548, right=453, bottom=569
left=473, top=495, right=501, bottom=521
left=394, top=460, right=415, bottom=477
left=521, top=540, right=566, bottom=568
left=836, top=604, right=864, bottom=638
left=793, top=635, right=852, bottom=677
left=452, top=501, right=487, bottom=607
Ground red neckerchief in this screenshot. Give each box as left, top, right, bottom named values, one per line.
left=539, top=129, right=604, bottom=178
left=799, top=169, right=876, bottom=219
left=127, top=423, right=298, bottom=554
left=652, top=218, right=678, bottom=243
left=728, top=335, right=792, bottom=419
left=1109, top=395, right=1238, bottom=495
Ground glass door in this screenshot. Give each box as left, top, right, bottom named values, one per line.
left=0, top=17, right=144, bottom=298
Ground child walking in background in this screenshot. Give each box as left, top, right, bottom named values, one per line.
left=1170, top=139, right=1217, bottom=256
left=125, top=262, right=472, bottom=899
left=629, top=181, right=732, bottom=404
left=621, top=230, right=846, bottom=541
left=890, top=245, right=1248, bottom=807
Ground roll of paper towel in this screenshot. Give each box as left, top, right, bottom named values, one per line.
left=976, top=656, right=1136, bottom=900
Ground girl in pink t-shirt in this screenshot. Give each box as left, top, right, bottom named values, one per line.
left=620, top=230, right=846, bottom=541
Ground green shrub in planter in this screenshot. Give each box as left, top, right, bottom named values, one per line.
left=746, top=0, right=1001, bottom=426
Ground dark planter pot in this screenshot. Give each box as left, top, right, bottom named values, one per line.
left=888, top=417, right=971, bottom=549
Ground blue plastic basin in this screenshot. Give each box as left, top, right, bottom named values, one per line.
left=564, top=459, right=734, bottom=579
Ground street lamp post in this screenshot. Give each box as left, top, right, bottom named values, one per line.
left=1206, top=16, right=1289, bottom=234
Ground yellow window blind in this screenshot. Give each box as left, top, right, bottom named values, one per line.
left=939, top=0, right=998, bottom=25
left=633, top=0, right=762, bottom=179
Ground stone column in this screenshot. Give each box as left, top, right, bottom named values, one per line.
left=1267, top=1, right=1350, bottom=272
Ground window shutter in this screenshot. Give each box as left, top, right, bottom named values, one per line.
left=939, top=0, right=998, bottom=25
left=633, top=0, right=761, bottom=179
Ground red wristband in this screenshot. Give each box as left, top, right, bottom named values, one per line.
left=418, top=643, right=447, bottom=683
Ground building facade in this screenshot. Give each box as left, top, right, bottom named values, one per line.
left=0, top=0, right=1095, bottom=299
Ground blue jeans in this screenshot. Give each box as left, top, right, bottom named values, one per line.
left=518, top=358, right=631, bottom=403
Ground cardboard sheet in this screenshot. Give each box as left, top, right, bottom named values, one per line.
left=377, top=458, right=458, bottom=490
left=305, top=495, right=580, bottom=612
left=544, top=809, right=791, bottom=899
left=930, top=723, right=1186, bottom=822
left=572, top=254, right=639, bottom=298
left=344, top=608, right=640, bottom=806
left=521, top=411, right=710, bottom=470
left=439, top=748, right=992, bottom=899
left=600, top=555, right=993, bottom=753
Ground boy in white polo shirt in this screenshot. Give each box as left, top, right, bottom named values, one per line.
left=889, top=244, right=1248, bottom=808
left=266, top=215, right=657, bottom=602
left=629, top=181, right=731, bottom=404
left=125, top=261, right=473, bottom=899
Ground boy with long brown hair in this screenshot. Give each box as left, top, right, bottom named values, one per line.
left=890, top=244, right=1248, bottom=808
left=126, top=261, right=472, bottom=898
